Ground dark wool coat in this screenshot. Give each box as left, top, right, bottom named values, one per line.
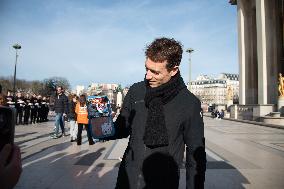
left=113, top=81, right=206, bottom=189
left=54, top=94, right=68, bottom=114
left=68, top=101, right=76, bottom=120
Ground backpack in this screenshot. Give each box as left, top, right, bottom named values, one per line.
left=87, top=95, right=115, bottom=139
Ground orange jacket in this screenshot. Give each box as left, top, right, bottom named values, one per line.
left=75, top=103, right=88, bottom=124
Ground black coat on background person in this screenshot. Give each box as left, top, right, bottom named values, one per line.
left=30, top=97, right=37, bottom=124
left=41, top=99, right=49, bottom=122
left=23, top=98, right=31, bottom=124
left=15, top=96, right=25, bottom=124
left=68, top=100, right=76, bottom=121
left=54, top=93, right=68, bottom=114
left=113, top=81, right=206, bottom=189
left=6, top=96, right=15, bottom=108
left=36, top=98, right=42, bottom=123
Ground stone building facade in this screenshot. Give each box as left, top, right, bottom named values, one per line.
left=189, top=73, right=239, bottom=105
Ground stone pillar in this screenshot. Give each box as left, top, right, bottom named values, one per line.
left=256, top=0, right=283, bottom=105
left=256, top=0, right=268, bottom=105
left=237, top=0, right=258, bottom=105
left=237, top=0, right=246, bottom=105
left=230, top=105, right=238, bottom=119
left=266, top=0, right=284, bottom=105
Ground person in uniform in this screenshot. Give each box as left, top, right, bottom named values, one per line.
left=36, top=95, right=43, bottom=123
left=6, top=96, right=16, bottom=109
left=23, top=94, right=31, bottom=125
left=30, top=94, right=37, bottom=124
left=41, top=96, right=49, bottom=122
left=15, top=92, right=25, bottom=125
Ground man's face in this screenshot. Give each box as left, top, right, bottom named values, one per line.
left=145, top=58, right=178, bottom=88
left=57, top=87, right=62, bottom=94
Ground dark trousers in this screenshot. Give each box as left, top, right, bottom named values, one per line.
left=24, top=109, right=30, bottom=124
left=30, top=109, right=37, bottom=123
left=43, top=107, right=49, bottom=121
left=17, top=109, right=23, bottom=124
left=37, top=108, right=43, bottom=123
left=77, top=123, right=93, bottom=145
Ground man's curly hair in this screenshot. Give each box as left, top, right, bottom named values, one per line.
left=145, top=37, right=183, bottom=70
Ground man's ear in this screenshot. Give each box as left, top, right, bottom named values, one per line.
left=170, top=66, right=179, bottom=76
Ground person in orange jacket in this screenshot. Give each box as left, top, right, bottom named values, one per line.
left=75, top=94, right=94, bottom=145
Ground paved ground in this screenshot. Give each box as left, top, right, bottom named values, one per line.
left=14, top=117, right=284, bottom=189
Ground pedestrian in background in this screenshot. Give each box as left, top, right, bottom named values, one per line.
left=6, top=96, right=16, bottom=109
left=36, top=95, right=42, bottom=123
left=42, top=96, right=49, bottom=122
left=15, top=92, right=25, bottom=125
left=219, top=109, right=225, bottom=119
left=23, top=94, right=31, bottom=125
left=30, top=94, right=38, bottom=124
left=75, top=94, right=94, bottom=145
left=52, top=86, right=68, bottom=139
left=68, top=94, right=78, bottom=142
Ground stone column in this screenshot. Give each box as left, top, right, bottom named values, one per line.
left=237, top=0, right=258, bottom=105
left=265, top=0, right=284, bottom=105
left=237, top=0, right=246, bottom=105
left=256, top=0, right=283, bottom=105
left=256, top=0, right=268, bottom=105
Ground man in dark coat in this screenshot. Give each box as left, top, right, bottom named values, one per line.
left=51, top=86, right=68, bottom=138
left=113, top=38, right=206, bottom=189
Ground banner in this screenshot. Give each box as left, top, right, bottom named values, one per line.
left=87, top=95, right=115, bottom=139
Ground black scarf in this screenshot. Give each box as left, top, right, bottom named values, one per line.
left=143, top=72, right=186, bottom=148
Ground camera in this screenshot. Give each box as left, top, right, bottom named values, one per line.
left=0, top=106, right=16, bottom=151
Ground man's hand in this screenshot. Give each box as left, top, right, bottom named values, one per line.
left=0, top=144, right=22, bottom=189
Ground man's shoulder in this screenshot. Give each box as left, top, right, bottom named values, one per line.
left=178, top=88, right=201, bottom=106
left=129, top=81, right=145, bottom=93
left=130, top=81, right=144, bottom=88
left=125, top=81, right=145, bottom=101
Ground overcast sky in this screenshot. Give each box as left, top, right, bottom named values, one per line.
left=0, top=0, right=238, bottom=89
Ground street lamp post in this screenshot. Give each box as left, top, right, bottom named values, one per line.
left=186, top=48, right=194, bottom=91
left=13, top=43, right=21, bottom=98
